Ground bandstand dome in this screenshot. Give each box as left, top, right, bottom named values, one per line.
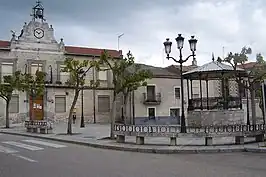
left=183, top=59, right=247, bottom=80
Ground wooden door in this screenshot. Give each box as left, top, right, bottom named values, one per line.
left=29, top=96, right=44, bottom=120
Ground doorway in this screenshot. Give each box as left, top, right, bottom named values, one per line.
left=148, top=107, right=156, bottom=120
left=170, top=108, right=180, bottom=124
left=29, top=95, right=44, bottom=120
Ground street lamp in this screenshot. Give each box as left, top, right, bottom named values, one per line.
left=118, top=33, right=124, bottom=50
left=163, top=34, right=198, bottom=133
left=79, top=69, right=85, bottom=128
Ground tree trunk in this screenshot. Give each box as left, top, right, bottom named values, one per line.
left=259, top=98, right=265, bottom=124
left=250, top=89, right=257, bottom=125
left=5, top=99, right=10, bottom=128
left=123, top=94, right=129, bottom=124
left=110, top=93, right=117, bottom=139
left=31, top=95, right=35, bottom=121
left=67, top=90, right=80, bottom=135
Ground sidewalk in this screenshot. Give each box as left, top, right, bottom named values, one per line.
left=1, top=122, right=266, bottom=154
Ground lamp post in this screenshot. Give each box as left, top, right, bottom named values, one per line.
left=118, top=33, right=124, bottom=50
left=80, top=69, right=85, bottom=128
left=24, top=64, right=29, bottom=119
left=80, top=85, right=84, bottom=127
left=163, top=34, right=197, bottom=133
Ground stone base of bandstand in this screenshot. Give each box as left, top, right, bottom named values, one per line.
left=187, top=109, right=245, bottom=126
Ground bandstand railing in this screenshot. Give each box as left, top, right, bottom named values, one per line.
left=188, top=96, right=241, bottom=110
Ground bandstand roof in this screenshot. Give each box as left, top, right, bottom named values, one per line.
left=183, top=59, right=247, bottom=80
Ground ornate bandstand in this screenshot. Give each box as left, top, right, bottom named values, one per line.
left=183, top=57, right=247, bottom=126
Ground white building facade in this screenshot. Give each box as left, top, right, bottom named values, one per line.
left=0, top=2, right=121, bottom=125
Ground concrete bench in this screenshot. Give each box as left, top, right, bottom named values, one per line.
left=114, top=124, right=265, bottom=146
left=25, top=120, right=53, bottom=134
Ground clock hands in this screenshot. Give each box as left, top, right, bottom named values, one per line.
left=35, top=30, right=42, bottom=34
left=34, top=28, right=44, bottom=39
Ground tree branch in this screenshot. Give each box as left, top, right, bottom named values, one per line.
left=0, top=94, right=8, bottom=101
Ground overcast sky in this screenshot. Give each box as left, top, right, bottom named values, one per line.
left=0, top=0, right=265, bottom=66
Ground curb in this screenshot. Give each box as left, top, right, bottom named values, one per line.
left=245, top=148, right=266, bottom=153
left=0, top=131, right=262, bottom=154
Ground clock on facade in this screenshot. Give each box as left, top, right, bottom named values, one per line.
left=34, top=28, right=44, bottom=39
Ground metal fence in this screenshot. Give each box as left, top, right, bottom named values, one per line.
left=114, top=123, right=265, bottom=137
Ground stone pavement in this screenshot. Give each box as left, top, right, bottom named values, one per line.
left=1, top=122, right=266, bottom=154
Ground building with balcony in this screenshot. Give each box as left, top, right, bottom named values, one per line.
left=0, top=2, right=121, bottom=125
left=128, top=63, right=221, bottom=125
left=123, top=60, right=264, bottom=125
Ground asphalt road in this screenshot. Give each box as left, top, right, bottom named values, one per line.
left=0, top=133, right=266, bottom=177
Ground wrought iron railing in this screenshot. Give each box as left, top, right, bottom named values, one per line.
left=143, top=93, right=161, bottom=104
left=114, top=123, right=265, bottom=136
left=188, top=96, right=241, bottom=110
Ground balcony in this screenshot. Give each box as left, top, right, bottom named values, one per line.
left=44, top=74, right=70, bottom=85
left=143, top=93, right=161, bottom=105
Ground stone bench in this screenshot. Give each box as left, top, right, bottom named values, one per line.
left=25, top=120, right=53, bottom=134
left=114, top=124, right=265, bottom=146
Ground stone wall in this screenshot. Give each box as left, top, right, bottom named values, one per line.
left=187, top=109, right=245, bottom=126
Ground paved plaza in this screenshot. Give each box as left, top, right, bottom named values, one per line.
left=1, top=122, right=266, bottom=154
left=0, top=133, right=266, bottom=177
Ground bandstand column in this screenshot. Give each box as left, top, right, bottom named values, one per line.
left=246, top=80, right=250, bottom=125
left=189, top=79, right=193, bottom=111
left=238, top=76, right=243, bottom=109
left=221, top=72, right=227, bottom=109
left=199, top=74, right=203, bottom=110
left=206, top=79, right=209, bottom=110
left=187, top=79, right=190, bottom=111
left=187, top=79, right=190, bottom=100
left=190, top=79, right=193, bottom=99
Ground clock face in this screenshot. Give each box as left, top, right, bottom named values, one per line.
left=34, top=28, right=44, bottom=39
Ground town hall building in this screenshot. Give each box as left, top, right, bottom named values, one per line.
left=0, top=2, right=121, bottom=125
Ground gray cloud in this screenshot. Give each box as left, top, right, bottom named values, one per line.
left=1, top=0, right=266, bottom=66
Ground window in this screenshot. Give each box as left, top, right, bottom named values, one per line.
left=31, top=63, right=42, bottom=74
left=9, top=95, right=19, bottom=113
left=174, top=87, right=180, bottom=99
left=98, top=95, right=110, bottom=112
left=31, top=63, right=42, bottom=79
left=59, top=65, right=69, bottom=83
left=55, top=96, right=66, bottom=113
left=170, top=108, right=180, bottom=124
left=147, top=85, right=156, bottom=101
left=1, top=63, right=13, bottom=82
left=98, top=69, right=107, bottom=81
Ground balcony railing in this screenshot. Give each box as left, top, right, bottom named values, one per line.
left=36, top=73, right=71, bottom=85
left=143, top=93, right=161, bottom=105
left=188, top=96, right=241, bottom=110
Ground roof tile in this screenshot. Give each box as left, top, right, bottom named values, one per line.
left=0, top=40, right=10, bottom=48
left=65, top=46, right=122, bottom=58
